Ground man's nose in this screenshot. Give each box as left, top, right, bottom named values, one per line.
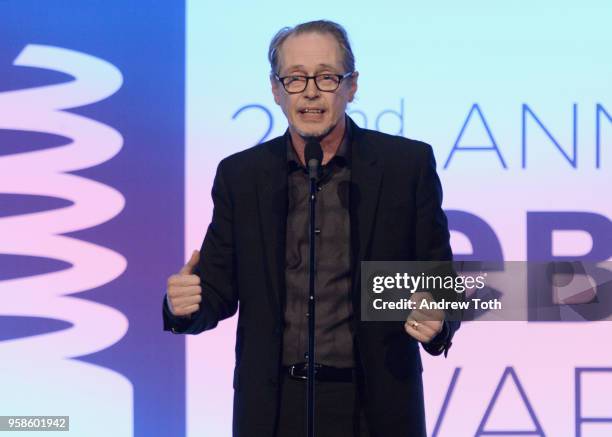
left=303, top=77, right=320, bottom=98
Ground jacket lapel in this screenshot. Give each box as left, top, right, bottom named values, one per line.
left=349, top=119, right=383, bottom=298
left=255, top=136, right=288, bottom=316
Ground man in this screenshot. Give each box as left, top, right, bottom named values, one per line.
left=164, top=20, right=459, bottom=437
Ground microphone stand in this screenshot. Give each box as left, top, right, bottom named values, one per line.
left=306, top=152, right=320, bottom=437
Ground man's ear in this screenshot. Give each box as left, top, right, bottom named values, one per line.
left=271, top=75, right=282, bottom=106
left=347, top=71, right=359, bottom=103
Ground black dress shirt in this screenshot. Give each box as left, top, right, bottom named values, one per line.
left=282, top=125, right=355, bottom=368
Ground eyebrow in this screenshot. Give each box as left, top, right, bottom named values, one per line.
left=283, top=63, right=341, bottom=73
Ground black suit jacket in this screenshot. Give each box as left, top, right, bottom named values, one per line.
left=163, top=117, right=459, bottom=437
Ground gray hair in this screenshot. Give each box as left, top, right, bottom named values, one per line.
left=268, top=20, right=355, bottom=76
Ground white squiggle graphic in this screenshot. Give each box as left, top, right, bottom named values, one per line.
left=0, top=45, right=132, bottom=436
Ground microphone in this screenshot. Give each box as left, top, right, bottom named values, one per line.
left=304, top=141, right=323, bottom=181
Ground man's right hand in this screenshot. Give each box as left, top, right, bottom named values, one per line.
left=166, top=250, right=202, bottom=317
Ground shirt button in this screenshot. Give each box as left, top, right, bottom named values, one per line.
left=317, top=186, right=322, bottom=191
left=314, top=228, right=321, bottom=235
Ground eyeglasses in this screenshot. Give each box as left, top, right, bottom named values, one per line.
left=275, top=72, right=354, bottom=94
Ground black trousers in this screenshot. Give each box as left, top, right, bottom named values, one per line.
left=275, top=373, right=371, bottom=437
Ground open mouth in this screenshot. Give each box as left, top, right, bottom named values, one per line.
left=299, top=108, right=325, bottom=115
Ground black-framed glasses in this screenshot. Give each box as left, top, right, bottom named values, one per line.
left=275, top=72, right=354, bottom=94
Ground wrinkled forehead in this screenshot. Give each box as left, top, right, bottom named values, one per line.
left=277, top=31, right=344, bottom=74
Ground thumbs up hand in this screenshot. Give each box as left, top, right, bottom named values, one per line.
left=166, top=250, right=202, bottom=317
